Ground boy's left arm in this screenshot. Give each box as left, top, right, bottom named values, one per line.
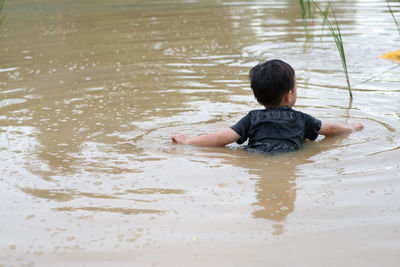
left=172, top=128, right=241, bottom=147
left=319, top=121, right=363, bottom=136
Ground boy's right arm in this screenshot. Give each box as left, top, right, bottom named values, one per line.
left=172, top=128, right=241, bottom=147
left=319, top=121, right=363, bottom=136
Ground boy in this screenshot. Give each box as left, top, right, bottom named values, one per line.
left=171, top=59, right=363, bottom=154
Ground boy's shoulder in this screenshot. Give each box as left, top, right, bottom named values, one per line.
left=246, top=106, right=318, bottom=122
left=247, top=106, right=303, bottom=115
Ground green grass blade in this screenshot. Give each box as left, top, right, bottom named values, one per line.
left=299, top=0, right=307, bottom=29
left=313, top=0, right=352, bottom=99
left=299, top=0, right=309, bottom=30
left=331, top=10, right=348, bottom=74
left=299, top=0, right=315, bottom=31
left=354, top=64, right=400, bottom=87
left=320, top=2, right=330, bottom=33
left=386, top=0, right=400, bottom=36
left=0, top=0, right=4, bottom=26
left=299, top=0, right=306, bottom=19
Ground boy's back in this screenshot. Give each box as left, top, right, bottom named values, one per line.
left=231, top=106, right=321, bottom=154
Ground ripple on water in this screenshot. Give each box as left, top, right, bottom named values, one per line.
left=1, top=0, right=400, bottom=265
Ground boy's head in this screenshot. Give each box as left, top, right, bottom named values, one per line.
left=249, top=59, right=296, bottom=107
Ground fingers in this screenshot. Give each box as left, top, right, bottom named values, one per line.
left=171, top=136, right=181, bottom=143
left=171, top=134, right=188, bottom=144
left=171, top=135, right=179, bottom=143
left=350, top=122, right=364, bottom=131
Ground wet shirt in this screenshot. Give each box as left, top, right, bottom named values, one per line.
left=230, top=106, right=321, bottom=154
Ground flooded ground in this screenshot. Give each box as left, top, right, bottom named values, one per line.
left=1, top=0, right=399, bottom=266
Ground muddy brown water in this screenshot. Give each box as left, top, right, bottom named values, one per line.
left=1, top=0, right=399, bottom=266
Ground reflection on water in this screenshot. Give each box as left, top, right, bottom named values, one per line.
left=1, top=0, right=400, bottom=266
left=204, top=135, right=350, bottom=237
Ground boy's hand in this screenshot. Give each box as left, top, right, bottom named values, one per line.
left=171, top=134, right=189, bottom=144
left=349, top=122, right=364, bottom=132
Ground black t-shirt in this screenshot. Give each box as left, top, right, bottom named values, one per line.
left=230, top=106, right=321, bottom=154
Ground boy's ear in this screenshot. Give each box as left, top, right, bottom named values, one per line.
left=284, top=90, right=292, bottom=103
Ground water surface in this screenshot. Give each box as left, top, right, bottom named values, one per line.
left=1, top=0, right=399, bottom=266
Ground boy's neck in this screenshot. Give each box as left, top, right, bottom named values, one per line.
left=264, top=104, right=290, bottom=109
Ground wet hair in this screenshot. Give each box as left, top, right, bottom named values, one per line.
left=249, top=59, right=295, bottom=107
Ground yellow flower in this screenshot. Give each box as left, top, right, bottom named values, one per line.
left=379, top=49, right=400, bottom=62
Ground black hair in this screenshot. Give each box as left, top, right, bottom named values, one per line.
left=249, top=59, right=295, bottom=107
